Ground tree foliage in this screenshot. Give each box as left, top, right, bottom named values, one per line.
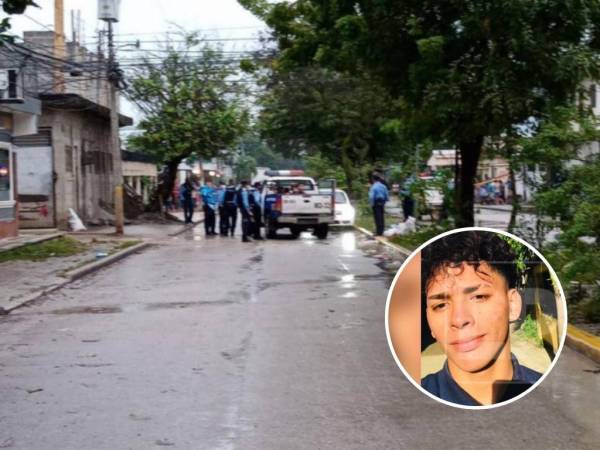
left=235, top=154, right=258, bottom=181
left=0, top=0, right=38, bottom=44
left=241, top=0, right=600, bottom=226
left=125, top=34, right=249, bottom=209
left=257, top=66, right=410, bottom=192
left=516, top=107, right=600, bottom=284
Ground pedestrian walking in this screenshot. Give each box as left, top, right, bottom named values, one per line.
left=200, top=180, right=217, bottom=236
left=369, top=174, right=389, bottom=236
left=251, top=182, right=264, bottom=240
left=223, top=180, right=238, bottom=236
left=179, top=178, right=195, bottom=224
left=237, top=180, right=253, bottom=242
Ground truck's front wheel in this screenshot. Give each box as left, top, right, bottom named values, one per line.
left=265, top=219, right=277, bottom=239
left=290, top=226, right=302, bottom=238
left=314, top=224, right=329, bottom=240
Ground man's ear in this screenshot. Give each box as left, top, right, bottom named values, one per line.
left=508, top=289, right=522, bottom=322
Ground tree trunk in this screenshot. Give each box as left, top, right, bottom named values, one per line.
left=508, top=161, right=520, bottom=233
left=150, top=158, right=182, bottom=214
left=455, top=137, right=483, bottom=227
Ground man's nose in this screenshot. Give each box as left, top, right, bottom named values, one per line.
left=450, top=299, right=473, bottom=330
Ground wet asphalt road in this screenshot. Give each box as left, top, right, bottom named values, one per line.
left=1, top=228, right=600, bottom=449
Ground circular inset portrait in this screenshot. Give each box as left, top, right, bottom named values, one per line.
left=386, top=228, right=567, bottom=409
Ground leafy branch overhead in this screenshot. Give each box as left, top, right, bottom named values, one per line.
left=240, top=0, right=600, bottom=226
left=124, top=33, right=249, bottom=209
left=0, top=0, right=38, bottom=43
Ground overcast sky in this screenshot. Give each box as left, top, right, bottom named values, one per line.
left=7, top=0, right=269, bottom=122
left=9, top=0, right=267, bottom=42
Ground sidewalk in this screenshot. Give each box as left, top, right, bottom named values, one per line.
left=0, top=215, right=203, bottom=313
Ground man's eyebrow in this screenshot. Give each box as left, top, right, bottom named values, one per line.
left=426, top=284, right=486, bottom=301
left=462, top=284, right=481, bottom=294
left=427, top=292, right=449, bottom=301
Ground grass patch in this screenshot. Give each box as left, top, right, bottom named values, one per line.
left=113, top=240, right=141, bottom=252
left=354, top=209, right=399, bottom=233
left=516, top=314, right=543, bottom=347
left=387, top=224, right=451, bottom=251
left=0, top=237, right=88, bottom=263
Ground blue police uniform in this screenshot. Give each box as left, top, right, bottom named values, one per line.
left=238, top=186, right=252, bottom=242
left=368, top=180, right=389, bottom=236
left=216, top=185, right=227, bottom=235
left=179, top=182, right=195, bottom=224
left=200, top=184, right=217, bottom=235
left=223, top=184, right=238, bottom=236
left=421, top=354, right=542, bottom=406
left=250, top=187, right=263, bottom=239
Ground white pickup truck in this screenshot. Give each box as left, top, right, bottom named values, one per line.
left=261, top=171, right=336, bottom=239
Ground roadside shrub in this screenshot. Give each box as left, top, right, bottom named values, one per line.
left=581, top=295, right=600, bottom=323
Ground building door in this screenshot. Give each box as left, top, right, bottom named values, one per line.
left=14, top=130, right=55, bottom=228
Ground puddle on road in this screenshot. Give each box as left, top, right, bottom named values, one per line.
left=45, top=299, right=238, bottom=316
left=51, top=306, right=122, bottom=315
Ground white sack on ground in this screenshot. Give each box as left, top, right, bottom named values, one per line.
left=383, top=217, right=416, bottom=237
left=68, top=208, right=87, bottom=231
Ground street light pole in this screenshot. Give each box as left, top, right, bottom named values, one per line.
left=106, top=20, right=124, bottom=235
left=53, top=0, right=65, bottom=93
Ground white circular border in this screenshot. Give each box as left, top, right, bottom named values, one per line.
left=384, top=226, right=568, bottom=410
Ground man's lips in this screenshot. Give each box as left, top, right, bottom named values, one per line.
left=449, top=334, right=486, bottom=352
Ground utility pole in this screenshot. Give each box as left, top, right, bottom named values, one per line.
left=54, top=0, right=65, bottom=93
left=99, top=2, right=125, bottom=235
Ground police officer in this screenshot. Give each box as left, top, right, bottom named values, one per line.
left=223, top=179, right=238, bottom=237
left=368, top=174, right=389, bottom=236
left=237, top=180, right=253, bottom=242
left=251, top=182, right=264, bottom=240
left=200, top=180, right=217, bottom=236
left=216, top=180, right=227, bottom=236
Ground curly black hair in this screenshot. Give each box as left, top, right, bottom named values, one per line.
left=421, top=231, right=519, bottom=296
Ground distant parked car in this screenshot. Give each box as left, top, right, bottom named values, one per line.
left=332, top=189, right=355, bottom=226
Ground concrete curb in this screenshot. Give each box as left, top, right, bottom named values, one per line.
left=1, top=242, right=151, bottom=314
left=566, top=324, right=600, bottom=365
left=0, top=232, right=65, bottom=253
left=353, top=225, right=412, bottom=257
left=66, top=242, right=151, bottom=281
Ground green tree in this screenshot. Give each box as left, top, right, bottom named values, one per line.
left=235, top=154, right=258, bottom=181
left=257, top=66, right=408, bottom=193
left=241, top=0, right=600, bottom=226
left=125, top=34, right=249, bottom=210
left=239, top=133, right=284, bottom=168
left=520, top=107, right=600, bottom=248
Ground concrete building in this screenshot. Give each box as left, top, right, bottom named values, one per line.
left=0, top=44, right=42, bottom=238
left=0, top=32, right=133, bottom=230
left=122, top=150, right=158, bottom=205
left=0, top=106, right=41, bottom=238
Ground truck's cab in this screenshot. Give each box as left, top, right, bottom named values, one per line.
left=260, top=171, right=336, bottom=239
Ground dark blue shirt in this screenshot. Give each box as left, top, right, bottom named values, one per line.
left=421, top=354, right=542, bottom=406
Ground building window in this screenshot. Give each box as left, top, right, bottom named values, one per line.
left=65, top=145, right=73, bottom=172
left=591, top=84, right=597, bottom=109
left=0, top=148, right=11, bottom=201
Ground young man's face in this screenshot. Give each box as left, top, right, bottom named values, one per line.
left=425, top=262, right=522, bottom=374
